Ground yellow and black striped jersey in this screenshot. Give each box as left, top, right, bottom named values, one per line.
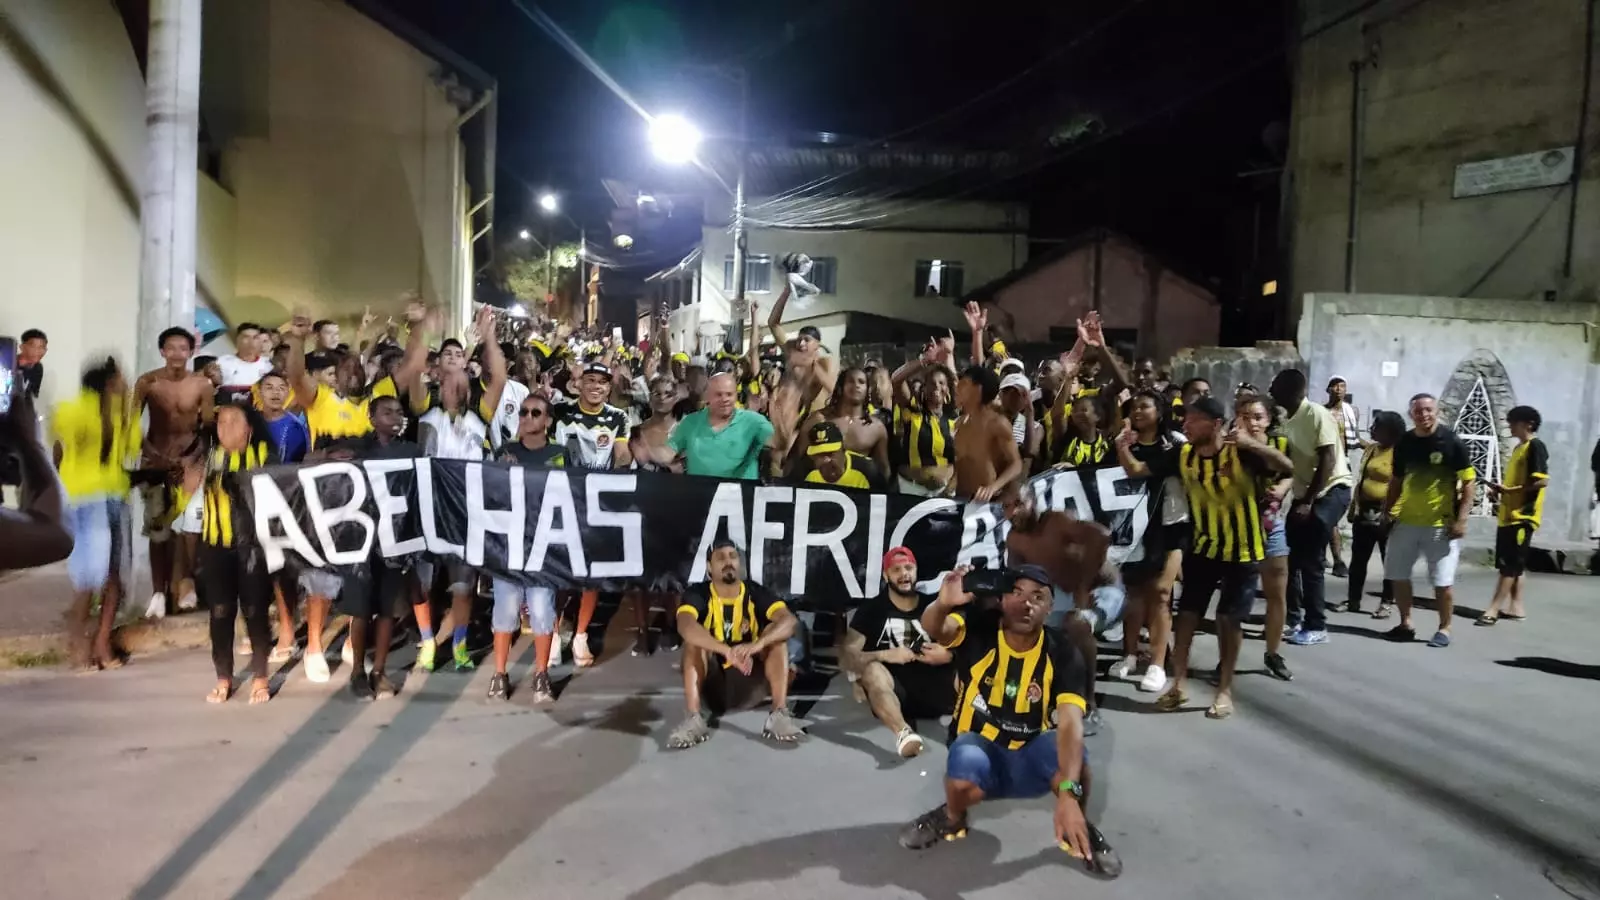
left=202, top=440, right=276, bottom=548
left=944, top=606, right=1089, bottom=750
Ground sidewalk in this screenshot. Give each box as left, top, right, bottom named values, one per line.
left=0, top=562, right=207, bottom=668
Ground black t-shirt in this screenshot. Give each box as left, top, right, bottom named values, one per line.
left=330, top=434, right=422, bottom=460
left=19, top=362, right=42, bottom=399
left=850, top=589, right=952, bottom=687
left=944, top=605, right=1089, bottom=749
left=676, top=580, right=788, bottom=647
left=498, top=442, right=565, bottom=468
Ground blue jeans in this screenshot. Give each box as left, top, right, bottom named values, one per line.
left=946, top=731, right=1078, bottom=799
left=1287, top=484, right=1351, bottom=633
left=65, top=498, right=126, bottom=591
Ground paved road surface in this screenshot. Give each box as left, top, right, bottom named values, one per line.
left=1, top=568, right=1597, bottom=900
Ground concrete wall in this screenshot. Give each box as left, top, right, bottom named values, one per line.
left=983, top=236, right=1219, bottom=361
left=1299, top=292, right=1600, bottom=544
left=1289, top=0, right=1599, bottom=321
left=692, top=198, right=1027, bottom=338
left=1168, top=342, right=1306, bottom=416
left=204, top=0, right=467, bottom=329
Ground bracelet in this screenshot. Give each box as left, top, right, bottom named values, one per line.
left=1057, top=778, right=1083, bottom=798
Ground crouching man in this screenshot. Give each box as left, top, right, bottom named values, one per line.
left=899, top=564, right=1121, bottom=878
left=668, top=540, right=805, bottom=748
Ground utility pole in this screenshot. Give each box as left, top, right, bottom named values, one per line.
left=137, top=0, right=202, bottom=375
left=727, top=67, right=750, bottom=352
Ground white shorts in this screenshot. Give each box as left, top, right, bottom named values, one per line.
left=173, top=489, right=204, bottom=535
left=1383, top=524, right=1462, bottom=588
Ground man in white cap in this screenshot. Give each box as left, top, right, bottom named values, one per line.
left=998, top=370, right=1041, bottom=471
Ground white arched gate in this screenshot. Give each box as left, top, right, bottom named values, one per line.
left=1453, top=376, right=1501, bottom=517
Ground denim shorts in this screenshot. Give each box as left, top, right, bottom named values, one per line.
left=1263, top=516, right=1289, bottom=559
left=491, top=580, right=556, bottom=634
left=946, top=731, right=1085, bottom=799
left=65, top=498, right=127, bottom=591
left=1046, top=585, right=1126, bottom=638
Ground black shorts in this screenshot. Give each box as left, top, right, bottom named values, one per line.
left=884, top=667, right=955, bottom=722
left=337, top=564, right=417, bottom=619
left=1494, top=524, right=1534, bottom=577
left=1178, top=555, right=1258, bottom=620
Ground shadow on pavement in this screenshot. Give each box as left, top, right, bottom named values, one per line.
left=1494, top=657, right=1600, bottom=682
left=622, top=822, right=1073, bottom=900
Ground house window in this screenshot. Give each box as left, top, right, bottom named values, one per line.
left=914, top=260, right=964, bottom=298
left=809, top=256, right=838, bottom=294
left=723, top=255, right=773, bottom=294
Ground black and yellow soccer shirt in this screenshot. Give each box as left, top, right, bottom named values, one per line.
left=305, top=384, right=372, bottom=450
left=1147, top=441, right=1274, bottom=564
left=201, top=440, right=277, bottom=548
left=677, top=581, right=789, bottom=654
left=898, top=406, right=957, bottom=468
left=943, top=606, right=1088, bottom=750
left=1058, top=433, right=1111, bottom=469
left=1392, top=426, right=1476, bottom=528
left=1498, top=437, right=1548, bottom=529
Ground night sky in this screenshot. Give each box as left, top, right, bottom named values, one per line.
left=374, top=0, right=1293, bottom=340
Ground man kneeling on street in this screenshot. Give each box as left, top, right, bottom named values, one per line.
left=900, top=564, right=1120, bottom=877
left=843, top=546, right=953, bottom=758
left=669, top=539, right=804, bottom=748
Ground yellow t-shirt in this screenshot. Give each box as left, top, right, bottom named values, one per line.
left=1497, top=437, right=1549, bottom=528
left=1357, top=445, right=1395, bottom=509
left=805, top=452, right=874, bottom=489
left=52, top=390, right=141, bottom=500
left=305, top=385, right=372, bottom=449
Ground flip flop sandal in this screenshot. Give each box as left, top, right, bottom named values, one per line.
left=1205, top=698, right=1235, bottom=720
left=1474, top=613, right=1499, bottom=626
left=248, top=683, right=272, bottom=705
left=1500, top=613, right=1527, bottom=621
left=1372, top=604, right=1395, bottom=620
left=268, top=646, right=296, bottom=664
left=1427, top=631, right=1452, bottom=648
left=205, top=683, right=232, bottom=704
left=1154, top=690, right=1188, bottom=712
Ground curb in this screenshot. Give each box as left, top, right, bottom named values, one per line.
left=0, top=616, right=211, bottom=670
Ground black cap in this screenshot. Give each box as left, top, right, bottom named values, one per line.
left=1008, top=564, right=1055, bottom=591
left=798, top=325, right=822, bottom=342
left=806, top=420, right=844, bottom=455
left=582, top=361, right=613, bottom=379
left=1189, top=396, right=1227, bottom=421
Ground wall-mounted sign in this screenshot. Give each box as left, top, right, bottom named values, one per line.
left=1453, top=147, right=1575, bottom=198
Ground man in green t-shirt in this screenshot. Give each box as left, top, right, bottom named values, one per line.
left=1380, top=393, right=1476, bottom=649
left=650, top=373, right=774, bottom=479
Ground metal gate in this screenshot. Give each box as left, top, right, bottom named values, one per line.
left=1453, top=376, right=1501, bottom=517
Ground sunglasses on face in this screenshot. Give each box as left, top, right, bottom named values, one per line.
left=520, top=407, right=546, bottom=418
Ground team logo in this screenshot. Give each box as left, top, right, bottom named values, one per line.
left=1026, top=682, right=1042, bottom=703
left=595, top=431, right=613, bottom=449
left=1004, top=681, right=1019, bottom=700
left=1429, top=451, right=1443, bottom=464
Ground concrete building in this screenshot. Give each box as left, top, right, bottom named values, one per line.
left=1299, top=293, right=1599, bottom=546
left=0, top=0, right=493, bottom=410
left=664, top=197, right=1026, bottom=356
left=962, top=229, right=1220, bottom=363
left=1289, top=0, right=1599, bottom=317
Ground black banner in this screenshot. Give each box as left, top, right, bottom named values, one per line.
left=242, top=460, right=1151, bottom=608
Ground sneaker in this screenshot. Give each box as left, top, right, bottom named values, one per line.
left=372, top=672, right=397, bottom=700
left=762, top=708, right=804, bottom=743
left=1264, top=651, right=1294, bottom=681
left=177, top=591, right=199, bottom=612
left=572, top=633, right=594, bottom=668
left=1102, top=621, right=1124, bottom=645
left=895, top=726, right=924, bottom=758
left=1287, top=629, right=1329, bottom=646
left=487, top=673, right=510, bottom=701
left=1283, top=624, right=1301, bottom=639
left=632, top=629, right=652, bottom=657
left=145, top=592, right=167, bottom=619
left=528, top=670, right=554, bottom=704
left=452, top=641, right=475, bottom=672
left=1331, top=561, right=1349, bottom=579
left=1137, top=665, right=1168, bottom=693
left=1384, top=624, right=1416, bottom=642
left=1087, top=822, right=1123, bottom=878
left=548, top=632, right=563, bottom=667
left=416, top=640, right=437, bottom=672
left=304, top=651, right=331, bottom=684
left=341, top=640, right=355, bottom=667
left=1109, top=655, right=1140, bottom=681
left=349, top=674, right=375, bottom=701
left=899, top=804, right=968, bottom=850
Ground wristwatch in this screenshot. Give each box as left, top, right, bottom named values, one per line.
left=1057, top=778, right=1083, bottom=798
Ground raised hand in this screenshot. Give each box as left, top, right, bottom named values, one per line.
left=963, top=301, right=988, bottom=332
left=1114, top=422, right=1136, bottom=449
left=286, top=311, right=312, bottom=340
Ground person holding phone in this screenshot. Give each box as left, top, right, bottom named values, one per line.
left=0, top=376, right=72, bottom=572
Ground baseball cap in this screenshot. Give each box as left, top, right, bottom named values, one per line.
left=670, top=351, right=690, bottom=363
left=1327, top=374, right=1346, bottom=387
left=999, top=372, right=1031, bottom=393
left=581, top=362, right=613, bottom=379
left=998, top=358, right=1025, bottom=375
left=882, top=546, right=917, bottom=570
left=1188, top=396, right=1227, bottom=420
left=990, top=339, right=1008, bottom=357
left=1008, top=563, right=1055, bottom=591
left=798, top=325, right=822, bottom=342
left=806, top=420, right=844, bottom=455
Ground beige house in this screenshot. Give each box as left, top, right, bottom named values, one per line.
left=0, top=0, right=493, bottom=410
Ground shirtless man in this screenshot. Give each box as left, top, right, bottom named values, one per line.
left=133, top=327, right=216, bottom=613
left=793, top=366, right=890, bottom=477
left=951, top=366, right=1023, bottom=501
left=765, top=284, right=839, bottom=473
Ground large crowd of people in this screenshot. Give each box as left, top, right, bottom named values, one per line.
left=32, top=281, right=1584, bottom=873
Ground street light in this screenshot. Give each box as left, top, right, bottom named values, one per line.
left=538, top=192, right=559, bottom=214
left=518, top=229, right=531, bottom=240
left=648, top=113, right=702, bottom=164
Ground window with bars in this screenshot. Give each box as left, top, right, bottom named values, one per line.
left=808, top=257, right=838, bottom=294
left=723, top=255, right=773, bottom=293
left=914, top=260, right=964, bottom=298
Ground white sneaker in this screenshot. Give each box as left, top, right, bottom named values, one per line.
left=341, top=640, right=355, bottom=666
left=145, top=592, right=167, bottom=620
left=1138, top=665, right=1168, bottom=694
left=305, top=651, right=331, bottom=684
left=549, top=631, right=563, bottom=667
left=572, top=633, right=593, bottom=667
left=1109, top=655, right=1141, bottom=682
left=895, top=727, right=924, bottom=758
left=177, top=591, right=198, bottom=612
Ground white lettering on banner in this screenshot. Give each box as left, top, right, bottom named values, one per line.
left=587, top=474, right=643, bottom=578
left=862, top=493, right=889, bottom=591
left=525, top=471, right=587, bottom=576
left=1094, top=466, right=1149, bottom=565
left=791, top=488, right=860, bottom=597
left=363, top=458, right=427, bottom=557
left=749, top=486, right=793, bottom=583
left=298, top=463, right=376, bottom=565
left=889, top=497, right=960, bottom=554
left=1038, top=468, right=1092, bottom=517
left=467, top=463, right=525, bottom=570
left=415, top=462, right=463, bottom=559
left=690, top=482, right=749, bottom=582
left=250, top=473, right=326, bottom=572
left=958, top=501, right=1005, bottom=570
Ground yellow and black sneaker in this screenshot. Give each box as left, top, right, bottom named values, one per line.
left=899, top=804, right=968, bottom=850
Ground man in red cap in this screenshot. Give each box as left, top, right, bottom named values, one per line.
left=841, top=546, right=955, bottom=757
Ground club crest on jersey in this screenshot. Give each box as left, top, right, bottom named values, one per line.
left=1026, top=682, right=1042, bottom=703
left=595, top=432, right=612, bottom=449
left=1429, top=451, right=1443, bottom=464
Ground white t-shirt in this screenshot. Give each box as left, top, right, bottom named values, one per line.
left=217, top=354, right=274, bottom=390
left=488, top=379, right=530, bottom=450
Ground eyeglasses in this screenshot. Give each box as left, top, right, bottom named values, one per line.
left=520, top=408, right=546, bottom=418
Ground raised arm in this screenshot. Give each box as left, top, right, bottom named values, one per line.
left=921, top=567, right=975, bottom=646
left=473, top=305, right=509, bottom=417
left=282, top=313, right=321, bottom=406
left=1114, top=424, right=1152, bottom=478
left=962, top=302, right=987, bottom=366
left=766, top=283, right=793, bottom=346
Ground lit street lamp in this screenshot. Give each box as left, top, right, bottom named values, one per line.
left=518, top=229, right=531, bottom=240
left=538, top=192, right=560, bottom=214
left=648, top=114, right=703, bottom=164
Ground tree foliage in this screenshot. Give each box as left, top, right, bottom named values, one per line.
left=501, top=241, right=582, bottom=313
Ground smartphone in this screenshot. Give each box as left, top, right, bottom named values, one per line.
left=961, top=567, right=1009, bottom=597
left=0, top=337, right=16, bottom=418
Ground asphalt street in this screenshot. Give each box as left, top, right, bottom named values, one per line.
left=1, top=567, right=1597, bottom=900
